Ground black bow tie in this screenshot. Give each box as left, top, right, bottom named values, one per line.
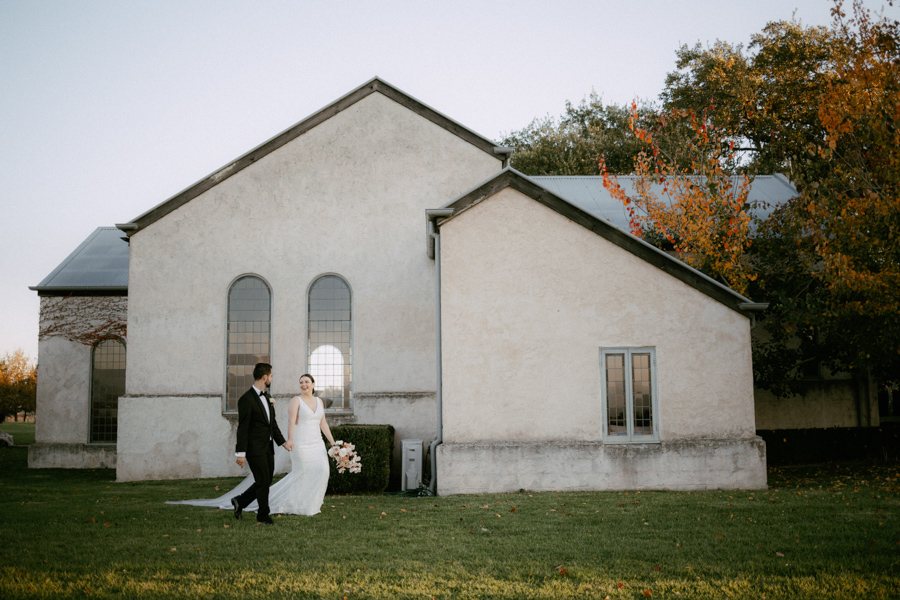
left=259, top=391, right=268, bottom=399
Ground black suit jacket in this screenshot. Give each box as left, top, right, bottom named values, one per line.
left=235, top=387, right=286, bottom=457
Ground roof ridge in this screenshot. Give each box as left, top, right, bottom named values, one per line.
left=119, top=77, right=503, bottom=235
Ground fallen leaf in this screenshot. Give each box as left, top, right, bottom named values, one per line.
left=776, top=552, right=785, bottom=557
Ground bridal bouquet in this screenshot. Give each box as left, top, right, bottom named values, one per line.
left=328, top=440, right=362, bottom=474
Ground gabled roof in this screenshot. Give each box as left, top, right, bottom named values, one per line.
left=117, top=77, right=506, bottom=236
left=435, top=168, right=766, bottom=317
left=30, top=227, right=129, bottom=296
left=532, top=174, right=797, bottom=233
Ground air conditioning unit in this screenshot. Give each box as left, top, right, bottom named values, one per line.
left=400, top=438, right=423, bottom=491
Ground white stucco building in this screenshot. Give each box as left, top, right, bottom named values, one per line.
left=31, top=77, right=863, bottom=492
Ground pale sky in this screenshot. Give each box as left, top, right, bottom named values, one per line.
left=2, top=0, right=894, bottom=361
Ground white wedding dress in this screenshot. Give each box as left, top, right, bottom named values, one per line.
left=168, top=397, right=330, bottom=516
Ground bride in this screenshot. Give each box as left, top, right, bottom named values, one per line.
left=169, top=374, right=335, bottom=516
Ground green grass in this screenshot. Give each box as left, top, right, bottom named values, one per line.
left=0, top=422, right=35, bottom=446
left=0, top=447, right=897, bottom=599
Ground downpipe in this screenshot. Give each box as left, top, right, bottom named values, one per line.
left=426, top=209, right=453, bottom=495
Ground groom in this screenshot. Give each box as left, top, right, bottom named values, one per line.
left=233, top=363, right=292, bottom=525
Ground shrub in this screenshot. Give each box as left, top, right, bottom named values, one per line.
left=326, top=424, right=394, bottom=494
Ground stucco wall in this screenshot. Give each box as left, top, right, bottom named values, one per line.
left=117, top=396, right=253, bottom=481
left=33, top=334, right=91, bottom=445
left=437, top=188, right=764, bottom=491
left=29, top=296, right=126, bottom=469
left=119, top=91, right=498, bottom=479
left=115, top=393, right=436, bottom=481
left=755, top=379, right=872, bottom=429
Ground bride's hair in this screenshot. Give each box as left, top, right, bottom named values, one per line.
left=300, top=373, right=316, bottom=395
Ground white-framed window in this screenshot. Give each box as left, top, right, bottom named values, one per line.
left=600, top=347, right=659, bottom=443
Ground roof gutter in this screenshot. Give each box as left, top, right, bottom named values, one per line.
left=425, top=208, right=453, bottom=495
left=738, top=302, right=769, bottom=328
left=116, top=223, right=139, bottom=236
left=493, top=146, right=514, bottom=168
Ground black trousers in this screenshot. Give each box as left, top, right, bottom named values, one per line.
left=236, top=447, right=275, bottom=522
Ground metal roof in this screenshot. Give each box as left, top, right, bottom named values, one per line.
left=36, top=174, right=796, bottom=295
left=532, top=174, right=798, bottom=232
left=31, top=227, right=128, bottom=294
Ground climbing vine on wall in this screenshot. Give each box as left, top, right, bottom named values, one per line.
left=39, top=296, right=127, bottom=346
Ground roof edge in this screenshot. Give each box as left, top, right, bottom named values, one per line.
left=439, top=167, right=760, bottom=317
left=30, top=286, right=128, bottom=297
left=124, top=77, right=502, bottom=235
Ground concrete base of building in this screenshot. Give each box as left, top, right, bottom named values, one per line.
left=28, top=443, right=117, bottom=469
left=436, top=437, right=767, bottom=495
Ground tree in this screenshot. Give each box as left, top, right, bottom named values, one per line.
left=660, top=0, right=900, bottom=391
left=501, top=93, right=658, bottom=175
left=0, top=350, right=37, bottom=423
left=661, top=19, right=837, bottom=178
left=604, top=0, right=899, bottom=393
left=600, top=104, right=757, bottom=294
left=781, top=0, right=900, bottom=385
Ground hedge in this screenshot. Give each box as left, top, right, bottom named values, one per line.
left=325, top=424, right=394, bottom=494
left=757, top=423, right=900, bottom=466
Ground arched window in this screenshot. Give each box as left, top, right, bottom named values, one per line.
left=226, top=275, right=272, bottom=413
left=90, top=338, right=125, bottom=443
left=308, top=275, right=352, bottom=411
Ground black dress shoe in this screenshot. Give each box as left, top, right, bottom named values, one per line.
left=258, top=518, right=276, bottom=526
left=231, top=498, right=243, bottom=521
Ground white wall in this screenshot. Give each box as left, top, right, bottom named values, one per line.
left=119, top=92, right=499, bottom=479
left=437, top=188, right=765, bottom=492
left=29, top=296, right=126, bottom=469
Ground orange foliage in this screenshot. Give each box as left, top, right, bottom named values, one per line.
left=601, top=103, right=756, bottom=294
left=798, top=0, right=900, bottom=347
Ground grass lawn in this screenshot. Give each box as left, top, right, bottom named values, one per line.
left=0, top=446, right=897, bottom=599
left=0, top=422, right=35, bottom=446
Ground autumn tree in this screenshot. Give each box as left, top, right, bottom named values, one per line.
left=600, top=104, right=757, bottom=294
left=501, top=93, right=659, bottom=175
left=0, top=350, right=37, bottom=422
left=661, top=18, right=837, bottom=178
left=652, top=0, right=900, bottom=391
left=765, top=0, right=900, bottom=386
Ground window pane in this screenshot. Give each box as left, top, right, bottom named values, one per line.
left=226, top=276, right=271, bottom=413
left=632, top=353, right=653, bottom=435
left=605, top=353, right=626, bottom=436
left=90, top=339, right=125, bottom=443
left=308, top=275, right=352, bottom=411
